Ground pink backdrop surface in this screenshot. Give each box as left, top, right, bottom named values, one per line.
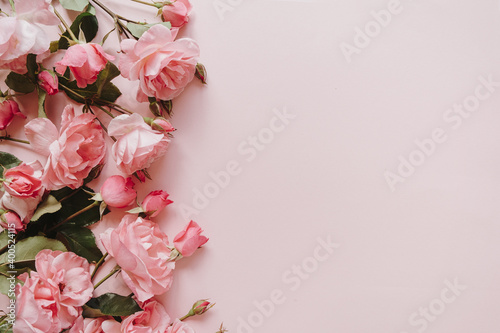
left=2, top=0, right=500, bottom=332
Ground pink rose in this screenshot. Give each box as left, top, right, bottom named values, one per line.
left=0, top=0, right=58, bottom=73
left=80, top=317, right=122, bottom=333
left=174, top=220, right=208, bottom=257
left=141, top=190, right=173, bottom=217
left=38, top=70, right=59, bottom=95
left=100, top=175, right=137, bottom=208
left=166, top=319, right=195, bottom=333
left=100, top=215, right=176, bottom=302
left=121, top=299, right=171, bottom=332
left=162, top=0, right=192, bottom=28
left=0, top=210, right=23, bottom=231
left=25, top=105, right=106, bottom=190
left=0, top=160, right=44, bottom=222
left=55, top=43, right=115, bottom=88
left=108, top=114, right=170, bottom=175
left=119, top=24, right=199, bottom=102
left=0, top=99, right=25, bottom=130
left=15, top=272, right=62, bottom=333
left=35, top=250, right=93, bottom=308
left=3, top=162, right=43, bottom=198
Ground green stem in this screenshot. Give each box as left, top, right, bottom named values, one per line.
left=94, top=265, right=120, bottom=289
left=0, top=136, right=30, bottom=144
left=94, top=104, right=115, bottom=118
left=91, top=252, right=108, bottom=280
left=179, top=310, right=195, bottom=321
left=90, top=0, right=133, bottom=39
left=53, top=8, right=79, bottom=43
left=46, top=201, right=99, bottom=233
left=8, top=0, right=15, bottom=12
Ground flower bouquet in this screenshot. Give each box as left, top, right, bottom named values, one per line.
left=0, top=0, right=218, bottom=332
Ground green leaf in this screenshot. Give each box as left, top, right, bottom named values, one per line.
left=0, top=152, right=22, bottom=178
left=126, top=22, right=171, bottom=39
left=98, top=82, right=121, bottom=103
left=26, top=54, right=38, bottom=81
left=0, top=266, right=24, bottom=296
left=60, top=0, right=90, bottom=11
left=0, top=236, right=67, bottom=265
left=58, top=227, right=102, bottom=263
left=31, top=196, right=62, bottom=222
left=5, top=72, right=35, bottom=93
left=86, top=293, right=142, bottom=317
left=59, top=12, right=98, bottom=49
left=37, top=88, right=47, bottom=118
left=25, top=186, right=101, bottom=237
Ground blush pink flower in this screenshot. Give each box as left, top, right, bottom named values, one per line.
left=166, top=319, right=195, bottom=333
left=3, top=161, right=44, bottom=198
left=142, top=190, right=173, bottom=217
left=0, top=210, right=23, bottom=231
left=0, top=0, right=58, bottom=73
left=121, top=299, right=171, bottom=332
left=0, top=99, right=25, bottom=130
left=108, top=113, right=170, bottom=175
left=100, top=175, right=137, bottom=208
left=162, top=0, right=192, bottom=28
left=0, top=160, right=44, bottom=222
left=35, top=250, right=94, bottom=308
left=55, top=43, right=115, bottom=88
left=25, top=105, right=106, bottom=190
left=100, top=215, right=176, bottom=302
left=38, top=70, right=59, bottom=95
left=15, top=272, right=62, bottom=333
left=80, top=317, right=122, bottom=333
left=119, top=24, right=199, bottom=102
left=174, top=220, right=208, bottom=257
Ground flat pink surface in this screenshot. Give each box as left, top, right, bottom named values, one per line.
left=2, top=0, right=500, bottom=332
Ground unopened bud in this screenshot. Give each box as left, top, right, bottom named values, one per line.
left=195, top=63, right=207, bottom=84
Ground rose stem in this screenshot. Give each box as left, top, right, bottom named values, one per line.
left=53, top=8, right=79, bottom=43
left=91, top=252, right=109, bottom=280
left=93, top=265, right=121, bottom=289
left=0, top=137, right=30, bottom=144
left=45, top=201, right=99, bottom=233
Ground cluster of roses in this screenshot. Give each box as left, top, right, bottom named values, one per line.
left=0, top=0, right=217, bottom=332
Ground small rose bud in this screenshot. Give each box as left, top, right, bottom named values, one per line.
left=161, top=0, right=192, bottom=28
left=141, top=190, right=173, bottom=217
left=100, top=175, right=137, bottom=208
left=0, top=210, right=24, bottom=232
left=38, top=70, right=59, bottom=95
left=152, top=117, right=175, bottom=132
left=191, top=300, right=214, bottom=316
left=195, top=63, right=207, bottom=84
left=0, top=99, right=25, bottom=130
left=173, top=221, right=208, bottom=257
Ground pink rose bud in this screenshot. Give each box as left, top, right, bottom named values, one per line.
left=141, top=190, right=173, bottom=217
left=0, top=99, right=25, bottom=130
left=38, top=70, right=59, bottom=95
left=0, top=210, right=24, bottom=232
left=191, top=300, right=214, bottom=315
left=162, top=0, right=192, bottom=28
left=173, top=220, right=208, bottom=257
left=152, top=118, right=175, bottom=133
left=100, top=175, right=137, bottom=208
left=3, top=162, right=44, bottom=198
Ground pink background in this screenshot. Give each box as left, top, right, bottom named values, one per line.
left=2, top=0, right=500, bottom=332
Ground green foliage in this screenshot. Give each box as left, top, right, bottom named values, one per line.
left=0, top=152, right=21, bottom=178
left=85, top=293, right=142, bottom=317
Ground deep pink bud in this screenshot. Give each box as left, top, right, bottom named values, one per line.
left=100, top=175, right=137, bottom=208
left=151, top=118, right=175, bottom=133
left=38, top=70, right=59, bottom=95
left=0, top=210, right=24, bottom=232
left=0, top=99, right=25, bottom=130
left=141, top=190, right=173, bottom=217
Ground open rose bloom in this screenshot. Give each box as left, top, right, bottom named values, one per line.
left=119, top=24, right=200, bottom=102
left=25, top=105, right=106, bottom=190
